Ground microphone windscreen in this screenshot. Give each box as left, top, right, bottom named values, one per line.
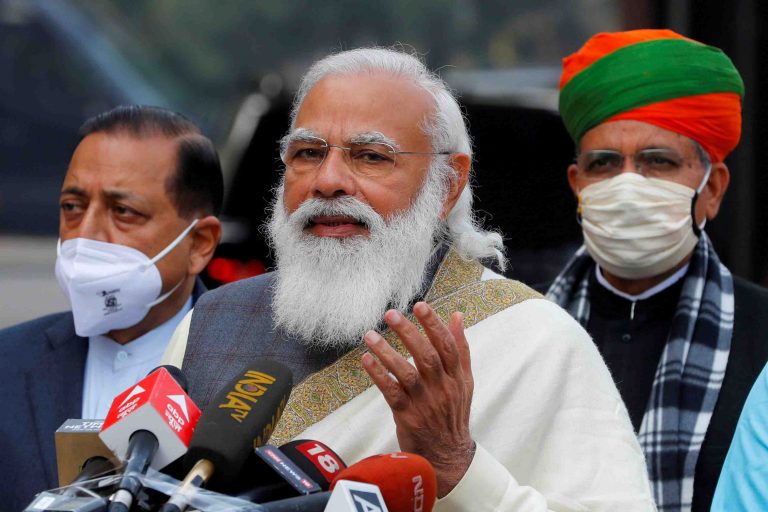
left=183, top=359, right=293, bottom=484
left=331, top=452, right=437, bottom=512
left=99, top=367, right=200, bottom=470
left=278, top=440, right=346, bottom=490
left=149, top=365, right=188, bottom=393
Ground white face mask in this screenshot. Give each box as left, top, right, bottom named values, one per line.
left=55, top=220, right=198, bottom=337
left=578, top=170, right=710, bottom=280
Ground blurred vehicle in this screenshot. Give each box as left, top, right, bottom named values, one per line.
left=0, top=0, right=169, bottom=235
left=201, top=67, right=580, bottom=289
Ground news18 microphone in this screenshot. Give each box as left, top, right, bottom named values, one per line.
left=159, top=359, right=293, bottom=512
left=239, top=439, right=347, bottom=503
left=98, top=367, right=201, bottom=512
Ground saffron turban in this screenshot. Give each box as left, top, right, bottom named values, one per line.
left=559, top=29, right=744, bottom=162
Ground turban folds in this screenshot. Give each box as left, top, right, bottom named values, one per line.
left=559, top=29, right=744, bottom=162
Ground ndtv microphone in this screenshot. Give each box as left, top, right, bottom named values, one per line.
left=99, top=367, right=201, bottom=512
left=159, top=359, right=293, bottom=512
left=331, top=452, right=437, bottom=512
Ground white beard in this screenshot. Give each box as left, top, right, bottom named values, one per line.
left=266, top=169, right=448, bottom=350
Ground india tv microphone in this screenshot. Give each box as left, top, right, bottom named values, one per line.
left=331, top=452, right=437, bottom=512
left=98, top=366, right=201, bottom=512
left=159, top=359, right=293, bottom=512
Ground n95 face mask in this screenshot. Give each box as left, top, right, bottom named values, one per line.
left=55, top=220, right=198, bottom=337
left=578, top=172, right=709, bottom=280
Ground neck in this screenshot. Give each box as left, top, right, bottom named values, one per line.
left=601, top=254, right=692, bottom=296
left=106, top=275, right=195, bottom=345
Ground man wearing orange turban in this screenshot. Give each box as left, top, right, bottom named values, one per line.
left=548, top=29, right=768, bottom=512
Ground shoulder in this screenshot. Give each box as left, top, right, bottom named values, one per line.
left=0, top=311, right=75, bottom=365
left=0, top=311, right=73, bottom=346
left=733, top=275, right=768, bottom=305
left=470, top=274, right=594, bottom=359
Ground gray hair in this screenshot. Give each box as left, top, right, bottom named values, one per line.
left=290, top=47, right=506, bottom=270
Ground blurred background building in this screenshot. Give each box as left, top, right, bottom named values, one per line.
left=1, top=0, right=765, bottom=326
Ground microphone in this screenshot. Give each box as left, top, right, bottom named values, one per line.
left=98, top=367, right=201, bottom=512
left=331, top=452, right=437, bottom=512
left=251, top=480, right=387, bottom=512
left=239, top=439, right=347, bottom=503
left=278, top=439, right=346, bottom=488
left=251, top=452, right=435, bottom=512
left=159, top=359, right=293, bottom=512
left=152, top=364, right=190, bottom=392
left=55, top=419, right=115, bottom=487
left=62, top=457, right=117, bottom=497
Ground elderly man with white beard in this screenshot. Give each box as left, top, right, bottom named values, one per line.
left=162, top=48, right=654, bottom=510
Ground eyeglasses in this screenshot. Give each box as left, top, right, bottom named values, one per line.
left=280, top=135, right=451, bottom=177
left=576, top=148, right=694, bottom=180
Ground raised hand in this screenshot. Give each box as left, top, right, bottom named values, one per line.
left=361, top=301, right=475, bottom=497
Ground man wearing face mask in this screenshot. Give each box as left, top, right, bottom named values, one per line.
left=547, top=29, right=768, bottom=512
left=0, top=105, right=222, bottom=509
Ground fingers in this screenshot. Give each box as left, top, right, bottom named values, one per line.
left=449, top=311, right=472, bottom=376
left=362, top=337, right=412, bottom=411
left=364, top=330, right=422, bottom=399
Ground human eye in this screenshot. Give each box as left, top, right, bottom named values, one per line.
left=351, top=144, right=394, bottom=166
left=638, top=149, right=682, bottom=175
left=112, top=204, right=143, bottom=222
left=582, top=151, right=620, bottom=175
left=59, top=198, right=85, bottom=219
left=288, top=141, right=326, bottom=164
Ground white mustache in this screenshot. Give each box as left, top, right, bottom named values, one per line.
left=287, top=196, right=387, bottom=232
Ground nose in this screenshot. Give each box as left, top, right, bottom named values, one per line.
left=311, top=146, right=357, bottom=199
left=71, top=205, right=109, bottom=242
left=619, top=154, right=637, bottom=174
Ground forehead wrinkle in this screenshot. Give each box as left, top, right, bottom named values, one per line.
left=103, top=189, right=139, bottom=202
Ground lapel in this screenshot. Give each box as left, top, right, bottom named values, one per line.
left=191, top=277, right=207, bottom=304
left=26, top=314, right=87, bottom=487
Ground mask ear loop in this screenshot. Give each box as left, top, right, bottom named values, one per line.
left=690, top=164, right=712, bottom=238
left=576, top=189, right=584, bottom=227
left=144, top=219, right=200, bottom=307
left=143, top=219, right=200, bottom=270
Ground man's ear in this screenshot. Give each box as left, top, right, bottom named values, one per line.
left=702, top=162, right=730, bottom=221
left=567, top=162, right=580, bottom=196
left=187, top=215, right=222, bottom=275
left=440, top=153, right=471, bottom=219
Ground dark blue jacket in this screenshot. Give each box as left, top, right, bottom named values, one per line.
left=0, top=279, right=206, bottom=511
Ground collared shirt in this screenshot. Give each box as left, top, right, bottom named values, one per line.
left=81, top=297, right=192, bottom=419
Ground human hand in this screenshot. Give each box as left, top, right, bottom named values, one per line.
left=361, top=301, right=475, bottom=497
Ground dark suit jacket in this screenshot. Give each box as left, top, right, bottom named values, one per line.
left=0, top=279, right=206, bottom=511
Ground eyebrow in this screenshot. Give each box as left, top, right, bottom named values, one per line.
left=348, top=132, right=401, bottom=150
left=279, top=128, right=321, bottom=154
left=280, top=128, right=402, bottom=152
left=60, top=186, right=140, bottom=202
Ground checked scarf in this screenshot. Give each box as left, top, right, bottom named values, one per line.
left=547, top=233, right=733, bottom=511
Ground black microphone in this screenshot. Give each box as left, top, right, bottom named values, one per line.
left=159, top=359, right=293, bottom=512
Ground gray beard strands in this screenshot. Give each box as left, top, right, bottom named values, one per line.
left=266, top=170, right=448, bottom=350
